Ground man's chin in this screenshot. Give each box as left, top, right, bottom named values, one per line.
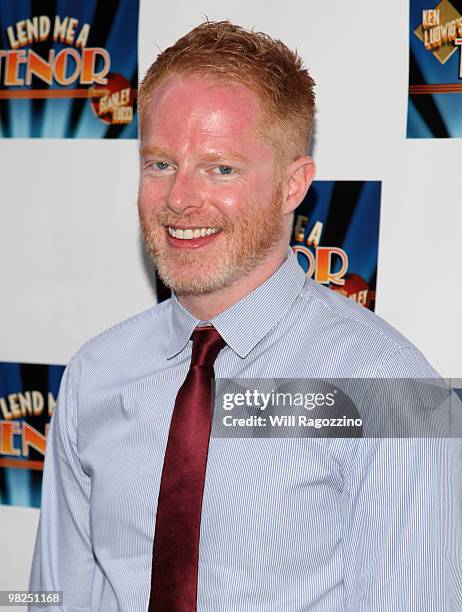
left=155, top=260, right=232, bottom=296
left=157, top=273, right=229, bottom=296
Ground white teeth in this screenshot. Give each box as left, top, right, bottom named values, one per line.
left=167, top=226, right=219, bottom=239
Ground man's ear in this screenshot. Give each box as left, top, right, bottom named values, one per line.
left=282, top=156, right=316, bottom=214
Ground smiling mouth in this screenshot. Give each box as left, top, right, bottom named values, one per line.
left=167, top=226, right=220, bottom=240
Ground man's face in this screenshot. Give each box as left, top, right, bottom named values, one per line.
left=138, top=74, right=287, bottom=296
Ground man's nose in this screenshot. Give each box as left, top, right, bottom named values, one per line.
left=167, top=170, right=203, bottom=215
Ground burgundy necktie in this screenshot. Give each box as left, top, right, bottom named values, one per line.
left=149, top=326, right=226, bottom=612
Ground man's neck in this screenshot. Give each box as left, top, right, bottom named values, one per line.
left=177, top=249, right=288, bottom=321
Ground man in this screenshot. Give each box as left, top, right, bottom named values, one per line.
left=30, top=21, right=461, bottom=611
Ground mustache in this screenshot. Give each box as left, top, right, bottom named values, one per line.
left=147, top=208, right=231, bottom=230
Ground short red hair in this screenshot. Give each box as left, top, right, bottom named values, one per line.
left=138, top=20, right=316, bottom=163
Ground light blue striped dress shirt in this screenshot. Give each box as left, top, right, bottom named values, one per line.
left=30, top=251, right=462, bottom=611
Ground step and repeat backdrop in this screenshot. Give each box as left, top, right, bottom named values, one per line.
left=1, top=0, right=461, bottom=600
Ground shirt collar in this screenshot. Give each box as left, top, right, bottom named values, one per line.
left=167, top=249, right=306, bottom=359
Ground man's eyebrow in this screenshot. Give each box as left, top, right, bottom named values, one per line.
left=140, top=145, right=169, bottom=158
left=200, top=151, right=248, bottom=163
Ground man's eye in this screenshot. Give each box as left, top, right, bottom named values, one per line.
left=154, top=161, right=171, bottom=171
left=215, top=165, right=234, bottom=176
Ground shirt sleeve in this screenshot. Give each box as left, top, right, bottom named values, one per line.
left=29, top=358, right=96, bottom=611
left=342, top=347, right=462, bottom=611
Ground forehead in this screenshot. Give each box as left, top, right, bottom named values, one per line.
left=140, top=74, right=268, bottom=154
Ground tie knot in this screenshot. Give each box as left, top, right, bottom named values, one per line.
left=190, top=326, right=226, bottom=369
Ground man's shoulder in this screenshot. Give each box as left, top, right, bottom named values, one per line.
left=73, top=298, right=172, bottom=365
left=295, top=278, right=437, bottom=377
left=299, top=278, right=401, bottom=342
